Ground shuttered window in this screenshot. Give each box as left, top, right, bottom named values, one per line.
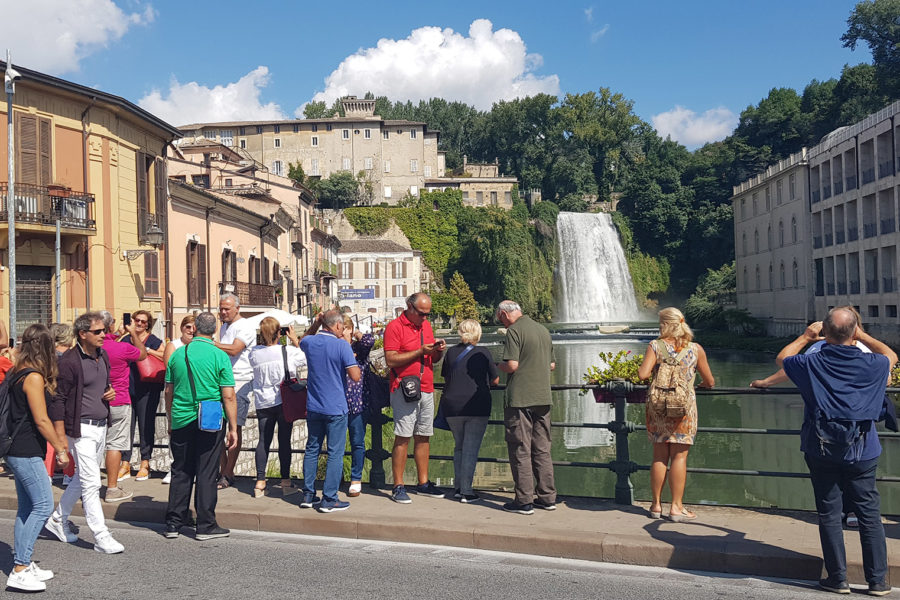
left=249, top=256, right=260, bottom=284
left=143, top=252, right=160, bottom=297
left=222, top=249, right=237, bottom=281
left=262, top=257, right=270, bottom=285
left=187, top=242, right=207, bottom=306
left=15, top=113, right=52, bottom=186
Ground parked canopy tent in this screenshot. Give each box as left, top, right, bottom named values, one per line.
left=242, top=310, right=310, bottom=330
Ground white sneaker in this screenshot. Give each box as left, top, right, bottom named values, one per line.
left=27, top=562, right=54, bottom=582
left=93, top=532, right=124, bottom=554
left=162, top=471, right=171, bottom=484
left=44, top=515, right=77, bottom=543
left=6, top=567, right=46, bottom=592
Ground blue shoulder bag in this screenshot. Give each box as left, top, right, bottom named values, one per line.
left=184, top=346, right=223, bottom=432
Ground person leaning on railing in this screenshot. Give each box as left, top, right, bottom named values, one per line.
left=637, top=307, right=714, bottom=523
left=341, top=315, right=374, bottom=498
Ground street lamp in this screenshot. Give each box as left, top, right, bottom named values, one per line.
left=124, top=223, right=165, bottom=260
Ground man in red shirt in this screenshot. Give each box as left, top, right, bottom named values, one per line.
left=384, top=293, right=445, bottom=503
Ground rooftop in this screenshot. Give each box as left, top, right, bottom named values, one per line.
left=338, top=239, right=413, bottom=254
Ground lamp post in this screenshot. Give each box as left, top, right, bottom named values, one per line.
left=5, top=50, right=21, bottom=344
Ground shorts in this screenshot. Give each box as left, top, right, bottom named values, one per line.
left=390, top=389, right=434, bottom=438
left=106, top=404, right=132, bottom=452
left=235, top=379, right=253, bottom=427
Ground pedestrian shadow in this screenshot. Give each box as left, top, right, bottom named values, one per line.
left=642, top=518, right=822, bottom=584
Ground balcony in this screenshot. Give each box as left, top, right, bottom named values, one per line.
left=879, top=160, right=893, bottom=179
left=862, top=167, right=875, bottom=185
left=834, top=181, right=843, bottom=195
left=884, top=278, right=897, bottom=293
left=863, top=223, right=877, bottom=238
left=866, top=279, right=879, bottom=294
left=846, top=175, right=857, bottom=191
left=836, top=230, right=845, bottom=244
left=811, top=190, right=820, bottom=204
left=0, top=183, right=95, bottom=231
left=848, top=227, right=859, bottom=242
left=823, top=184, right=831, bottom=200
left=880, top=218, right=896, bottom=235
left=850, top=281, right=860, bottom=294
left=218, top=281, right=276, bottom=307
left=315, top=258, right=338, bottom=279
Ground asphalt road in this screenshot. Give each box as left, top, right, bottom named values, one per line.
left=0, top=510, right=859, bottom=599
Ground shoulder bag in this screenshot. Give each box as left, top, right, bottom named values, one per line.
left=136, top=354, right=166, bottom=383
left=184, top=345, right=223, bottom=432
left=280, top=345, right=308, bottom=423
left=392, top=329, right=425, bottom=403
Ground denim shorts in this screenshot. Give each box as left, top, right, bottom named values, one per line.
left=390, top=389, right=434, bottom=437
left=235, top=379, right=253, bottom=427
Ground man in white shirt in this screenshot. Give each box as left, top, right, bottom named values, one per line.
left=215, top=292, right=257, bottom=488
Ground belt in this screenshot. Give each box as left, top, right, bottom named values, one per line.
left=80, top=418, right=107, bottom=427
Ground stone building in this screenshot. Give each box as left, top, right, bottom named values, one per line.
left=424, top=156, right=518, bottom=209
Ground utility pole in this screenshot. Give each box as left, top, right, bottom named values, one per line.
left=5, top=50, right=20, bottom=344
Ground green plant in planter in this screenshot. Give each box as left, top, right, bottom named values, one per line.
left=582, top=350, right=649, bottom=398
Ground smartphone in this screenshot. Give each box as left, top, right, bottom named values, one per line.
left=280, top=327, right=289, bottom=335
left=123, top=313, right=131, bottom=326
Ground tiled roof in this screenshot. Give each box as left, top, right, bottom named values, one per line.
left=338, top=239, right=411, bottom=254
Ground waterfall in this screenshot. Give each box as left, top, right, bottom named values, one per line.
left=554, top=212, right=641, bottom=322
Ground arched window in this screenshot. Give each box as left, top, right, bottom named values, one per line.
left=791, top=216, right=798, bottom=243
left=755, top=266, right=761, bottom=290
left=742, top=233, right=747, bottom=256
left=779, top=220, right=784, bottom=246
left=767, top=225, right=772, bottom=250
left=792, top=260, right=799, bottom=287
left=754, top=229, right=759, bottom=253
left=743, top=267, right=748, bottom=291
left=768, top=263, right=773, bottom=290
left=780, top=261, right=786, bottom=289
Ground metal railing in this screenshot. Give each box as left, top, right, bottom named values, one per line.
left=218, top=280, right=276, bottom=307
left=0, top=183, right=95, bottom=230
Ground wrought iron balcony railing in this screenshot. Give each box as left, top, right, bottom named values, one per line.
left=0, top=183, right=95, bottom=231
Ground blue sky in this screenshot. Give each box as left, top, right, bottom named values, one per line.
left=5, top=0, right=864, bottom=148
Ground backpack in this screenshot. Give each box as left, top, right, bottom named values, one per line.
left=0, top=369, right=37, bottom=459
left=813, top=407, right=871, bottom=464
left=647, top=340, right=693, bottom=419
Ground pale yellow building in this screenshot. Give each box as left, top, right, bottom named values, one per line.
left=337, top=239, right=423, bottom=320
left=0, top=60, right=179, bottom=336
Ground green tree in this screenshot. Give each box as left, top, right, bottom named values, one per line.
left=842, top=0, right=900, bottom=96
left=449, top=272, right=478, bottom=320
left=288, top=162, right=306, bottom=186
left=316, top=171, right=359, bottom=209
left=303, top=101, right=328, bottom=119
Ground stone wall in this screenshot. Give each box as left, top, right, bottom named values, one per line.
left=325, top=209, right=413, bottom=249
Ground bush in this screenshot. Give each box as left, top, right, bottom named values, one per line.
left=344, top=207, right=392, bottom=235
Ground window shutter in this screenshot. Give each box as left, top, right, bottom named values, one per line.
left=198, top=244, right=208, bottom=305
left=222, top=250, right=228, bottom=281
left=375, top=261, right=380, bottom=278
left=349, top=262, right=354, bottom=278
left=401, top=262, right=407, bottom=278
left=186, top=243, right=196, bottom=306
left=402, top=284, right=407, bottom=297
left=231, top=252, right=237, bottom=280
left=136, top=152, right=149, bottom=210
left=374, top=285, right=380, bottom=298
left=263, top=257, right=270, bottom=284
left=16, top=113, right=38, bottom=185
left=154, top=157, right=167, bottom=219
left=39, top=118, right=52, bottom=186
left=144, top=252, right=159, bottom=297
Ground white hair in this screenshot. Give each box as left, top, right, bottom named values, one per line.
left=219, top=292, right=240, bottom=307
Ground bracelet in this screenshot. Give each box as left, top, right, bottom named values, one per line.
left=56, top=450, right=68, bottom=458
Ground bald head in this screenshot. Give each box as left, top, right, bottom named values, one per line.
left=822, top=307, right=858, bottom=344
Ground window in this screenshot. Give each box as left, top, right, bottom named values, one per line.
left=326, top=124, right=332, bottom=131
left=273, top=160, right=284, bottom=177
left=384, top=160, right=391, bottom=173
left=342, top=129, right=350, bottom=140
left=768, top=264, right=773, bottom=290
left=248, top=256, right=261, bottom=284
left=887, top=305, right=898, bottom=318
left=743, top=267, right=748, bottom=291
left=311, top=136, right=318, bottom=147
left=476, top=191, right=484, bottom=206
left=342, top=157, right=351, bottom=171
left=274, top=125, right=281, bottom=134
left=410, top=159, right=418, bottom=173
left=311, top=124, right=318, bottom=132
left=393, top=284, right=407, bottom=298
left=239, top=127, right=246, bottom=136
left=410, top=185, right=418, bottom=196
left=14, top=113, right=52, bottom=186
left=293, top=124, right=299, bottom=133
left=742, top=232, right=747, bottom=255
left=311, top=159, right=319, bottom=176
left=505, top=191, right=512, bottom=205
left=752, top=193, right=758, bottom=215
left=340, top=262, right=352, bottom=279
left=224, top=178, right=233, bottom=187
left=186, top=241, right=207, bottom=306
left=780, top=262, right=786, bottom=289
left=777, top=179, right=783, bottom=204
left=869, top=305, right=879, bottom=318
left=364, top=157, right=373, bottom=170
left=220, top=130, right=233, bottom=146
left=366, top=261, right=378, bottom=279
left=239, top=138, right=246, bottom=149
left=364, top=129, right=371, bottom=139
left=144, top=253, right=159, bottom=297
left=789, top=173, right=796, bottom=199
left=384, top=186, right=392, bottom=198
left=779, top=220, right=784, bottom=246
left=424, top=165, right=431, bottom=177
left=392, top=261, right=406, bottom=279
left=791, top=216, right=798, bottom=243
left=754, top=229, right=759, bottom=253
left=256, top=126, right=263, bottom=134
left=410, top=129, right=417, bottom=139
left=793, top=260, right=799, bottom=287
left=205, top=129, right=217, bottom=141
left=192, top=174, right=210, bottom=188
left=491, top=191, right=498, bottom=205
left=765, top=188, right=770, bottom=211
left=740, top=198, right=746, bottom=219
left=767, top=225, right=772, bottom=250
left=383, top=130, right=389, bottom=140
left=274, top=138, right=281, bottom=148
left=222, top=249, right=237, bottom=282
left=365, top=284, right=379, bottom=298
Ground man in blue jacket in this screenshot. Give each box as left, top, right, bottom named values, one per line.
left=778, top=307, right=897, bottom=596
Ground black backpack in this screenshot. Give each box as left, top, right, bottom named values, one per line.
left=813, top=406, right=871, bottom=464
left=0, top=369, right=36, bottom=459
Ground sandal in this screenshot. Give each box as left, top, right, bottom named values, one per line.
left=648, top=504, right=662, bottom=519
left=668, top=509, right=697, bottom=523
left=216, top=475, right=234, bottom=490
left=117, top=462, right=131, bottom=481
left=253, top=485, right=266, bottom=499
left=135, top=468, right=150, bottom=481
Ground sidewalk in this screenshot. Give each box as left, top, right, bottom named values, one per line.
left=0, top=474, right=897, bottom=586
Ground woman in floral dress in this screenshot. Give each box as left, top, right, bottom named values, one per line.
left=637, top=307, right=715, bottom=522
left=343, top=316, right=375, bottom=497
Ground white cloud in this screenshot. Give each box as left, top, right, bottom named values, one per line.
left=305, top=19, right=560, bottom=113
left=651, top=105, right=738, bottom=148
left=3, top=0, right=154, bottom=74
left=138, top=67, right=286, bottom=125
left=590, top=24, right=610, bottom=43
left=584, top=7, right=594, bottom=22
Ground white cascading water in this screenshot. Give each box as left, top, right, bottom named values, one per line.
left=554, top=211, right=641, bottom=322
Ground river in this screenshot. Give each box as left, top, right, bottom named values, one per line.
left=419, top=333, right=900, bottom=514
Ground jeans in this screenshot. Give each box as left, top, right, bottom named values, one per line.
left=123, top=384, right=162, bottom=463
left=446, top=416, right=488, bottom=495
left=303, top=411, right=347, bottom=502
left=255, top=406, right=292, bottom=480
left=6, top=456, right=54, bottom=566
left=166, top=420, right=225, bottom=534
left=54, top=423, right=108, bottom=539
left=347, top=412, right=366, bottom=482
left=805, top=454, right=887, bottom=584
left=504, top=406, right=556, bottom=506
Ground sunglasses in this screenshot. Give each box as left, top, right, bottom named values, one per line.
left=413, top=307, right=430, bottom=317
left=88, top=328, right=105, bottom=335
left=133, top=319, right=148, bottom=325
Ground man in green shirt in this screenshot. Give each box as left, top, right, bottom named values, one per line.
left=164, top=312, right=237, bottom=540
left=497, top=300, right=556, bottom=515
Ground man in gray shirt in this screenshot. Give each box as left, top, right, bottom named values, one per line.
left=46, top=312, right=124, bottom=554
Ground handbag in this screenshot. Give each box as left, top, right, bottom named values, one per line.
left=184, top=346, right=223, bottom=432
left=434, top=344, right=475, bottom=431
left=392, top=330, right=425, bottom=403
left=280, top=345, right=308, bottom=423
left=136, top=354, right=165, bottom=383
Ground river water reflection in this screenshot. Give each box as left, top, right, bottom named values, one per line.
left=421, top=334, right=900, bottom=514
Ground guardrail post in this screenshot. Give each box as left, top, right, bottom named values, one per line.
left=607, top=380, right=635, bottom=505
left=366, top=412, right=390, bottom=489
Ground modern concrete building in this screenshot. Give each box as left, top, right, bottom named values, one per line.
left=177, top=97, right=440, bottom=206
left=0, top=60, right=179, bottom=337
left=733, top=100, right=900, bottom=345
left=733, top=150, right=813, bottom=336
left=336, top=239, right=424, bottom=321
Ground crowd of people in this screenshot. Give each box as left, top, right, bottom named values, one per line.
left=2, top=295, right=897, bottom=595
